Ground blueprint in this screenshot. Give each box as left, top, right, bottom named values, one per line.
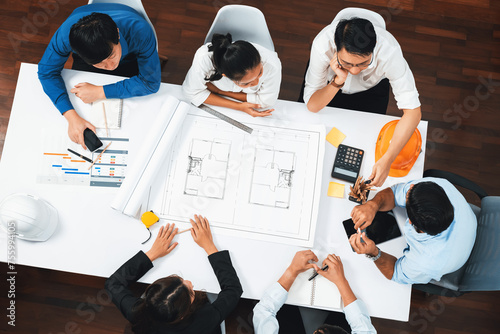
left=147, top=108, right=325, bottom=247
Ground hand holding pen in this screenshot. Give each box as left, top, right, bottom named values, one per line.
left=311, top=254, right=347, bottom=287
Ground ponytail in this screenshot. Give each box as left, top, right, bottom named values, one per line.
left=206, top=33, right=261, bottom=82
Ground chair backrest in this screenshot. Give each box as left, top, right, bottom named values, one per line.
left=333, top=7, right=386, bottom=30
left=460, top=196, right=500, bottom=291
left=204, top=5, right=275, bottom=51
left=87, top=0, right=159, bottom=51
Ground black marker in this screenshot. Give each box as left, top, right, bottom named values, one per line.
left=308, top=264, right=329, bottom=281
left=67, top=148, right=92, bottom=163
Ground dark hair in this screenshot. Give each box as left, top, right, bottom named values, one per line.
left=131, top=275, right=208, bottom=334
left=206, top=33, right=261, bottom=82
left=69, top=12, right=119, bottom=65
left=334, top=18, right=376, bottom=56
left=406, top=182, right=455, bottom=236
left=314, top=324, right=349, bottom=334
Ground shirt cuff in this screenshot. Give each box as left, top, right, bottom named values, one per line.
left=265, top=282, right=289, bottom=306
left=103, top=84, right=118, bottom=99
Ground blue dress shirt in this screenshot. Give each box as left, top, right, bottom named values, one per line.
left=391, top=177, right=477, bottom=284
left=38, top=4, right=160, bottom=114
left=253, top=282, right=377, bottom=333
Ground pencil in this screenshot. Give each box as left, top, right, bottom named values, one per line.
left=88, top=141, right=112, bottom=170
left=178, top=227, right=193, bottom=234
left=102, top=103, right=109, bottom=137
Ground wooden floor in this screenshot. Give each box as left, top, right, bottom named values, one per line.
left=0, top=0, right=499, bottom=333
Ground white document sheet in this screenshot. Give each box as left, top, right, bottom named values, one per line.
left=286, top=268, right=342, bottom=309
left=148, top=105, right=325, bottom=247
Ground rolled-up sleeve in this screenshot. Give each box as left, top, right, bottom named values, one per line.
left=253, top=282, right=288, bottom=334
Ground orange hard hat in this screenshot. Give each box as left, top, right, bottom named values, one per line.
left=375, top=120, right=422, bottom=177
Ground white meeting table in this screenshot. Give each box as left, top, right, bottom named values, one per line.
left=0, top=63, right=428, bottom=321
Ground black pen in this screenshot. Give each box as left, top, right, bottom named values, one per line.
left=67, top=148, right=92, bottom=163
left=308, top=264, right=329, bottom=281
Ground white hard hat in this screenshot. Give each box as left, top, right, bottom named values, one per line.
left=0, top=194, right=58, bottom=242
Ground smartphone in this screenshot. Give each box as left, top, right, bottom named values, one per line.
left=342, top=211, right=402, bottom=249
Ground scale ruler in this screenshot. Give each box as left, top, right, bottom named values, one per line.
left=197, top=104, right=253, bottom=134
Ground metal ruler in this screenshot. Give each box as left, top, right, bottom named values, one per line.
left=197, top=104, right=253, bottom=134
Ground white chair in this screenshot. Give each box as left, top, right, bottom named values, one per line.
left=204, top=5, right=275, bottom=51
left=87, top=0, right=168, bottom=68
left=333, top=7, right=386, bottom=30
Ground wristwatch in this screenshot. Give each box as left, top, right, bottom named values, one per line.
left=330, top=76, right=344, bottom=89
left=366, top=247, right=381, bottom=261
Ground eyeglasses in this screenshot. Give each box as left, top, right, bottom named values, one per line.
left=337, top=54, right=373, bottom=69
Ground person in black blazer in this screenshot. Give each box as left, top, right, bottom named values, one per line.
left=105, top=214, right=243, bottom=334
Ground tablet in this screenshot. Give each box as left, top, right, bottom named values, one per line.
left=343, top=211, right=402, bottom=246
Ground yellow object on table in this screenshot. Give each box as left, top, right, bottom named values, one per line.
left=326, top=127, right=346, bottom=148
left=328, top=182, right=345, bottom=198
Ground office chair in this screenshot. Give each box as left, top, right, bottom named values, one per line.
left=413, top=169, right=500, bottom=297
left=333, top=7, right=386, bottom=30
left=87, top=0, right=168, bottom=69
left=204, top=5, right=275, bottom=51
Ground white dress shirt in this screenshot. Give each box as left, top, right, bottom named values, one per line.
left=253, top=282, right=377, bottom=334
left=182, top=42, right=282, bottom=108
left=303, top=10, right=420, bottom=111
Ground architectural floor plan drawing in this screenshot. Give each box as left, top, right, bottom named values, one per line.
left=146, top=106, right=325, bottom=247
left=249, top=146, right=295, bottom=209
left=185, top=139, right=231, bottom=199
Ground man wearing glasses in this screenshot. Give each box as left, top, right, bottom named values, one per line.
left=301, top=8, right=421, bottom=187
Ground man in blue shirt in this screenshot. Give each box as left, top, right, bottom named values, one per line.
left=253, top=250, right=376, bottom=333
left=349, top=177, right=477, bottom=284
left=38, top=4, right=161, bottom=150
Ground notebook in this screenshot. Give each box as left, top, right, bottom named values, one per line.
left=89, top=99, right=123, bottom=129
left=286, top=268, right=342, bottom=309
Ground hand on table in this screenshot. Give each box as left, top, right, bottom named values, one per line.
left=146, top=223, right=179, bottom=262
left=351, top=200, right=378, bottom=230
left=70, top=82, right=105, bottom=104
left=369, top=156, right=391, bottom=187
left=349, top=231, right=378, bottom=257
left=63, top=109, right=96, bottom=150
left=330, top=53, right=348, bottom=85
left=312, top=253, right=346, bottom=286
left=238, top=102, right=273, bottom=117
left=288, top=250, right=319, bottom=276
left=190, top=214, right=218, bottom=255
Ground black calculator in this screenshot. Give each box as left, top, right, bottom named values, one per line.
left=331, top=144, right=364, bottom=183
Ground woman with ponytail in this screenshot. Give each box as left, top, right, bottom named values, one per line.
left=183, top=33, right=282, bottom=117
left=105, top=215, right=243, bottom=334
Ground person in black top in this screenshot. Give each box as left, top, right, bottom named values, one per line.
left=105, top=215, right=243, bottom=334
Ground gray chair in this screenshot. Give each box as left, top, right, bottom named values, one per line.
left=413, top=169, right=500, bottom=296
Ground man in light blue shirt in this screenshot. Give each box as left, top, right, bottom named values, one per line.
left=253, top=250, right=376, bottom=333
left=349, top=177, right=477, bottom=284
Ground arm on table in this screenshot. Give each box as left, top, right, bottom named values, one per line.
left=313, top=254, right=377, bottom=333
left=253, top=250, right=318, bottom=334
left=105, top=224, right=178, bottom=321
left=306, top=55, right=348, bottom=113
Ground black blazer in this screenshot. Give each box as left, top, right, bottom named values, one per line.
left=105, top=250, right=243, bottom=334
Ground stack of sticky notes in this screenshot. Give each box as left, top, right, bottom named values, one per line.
left=328, top=182, right=345, bottom=198
left=326, top=127, right=346, bottom=147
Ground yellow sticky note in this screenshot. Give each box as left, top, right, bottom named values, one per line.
left=326, top=127, right=346, bottom=148
left=328, top=182, right=345, bottom=198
